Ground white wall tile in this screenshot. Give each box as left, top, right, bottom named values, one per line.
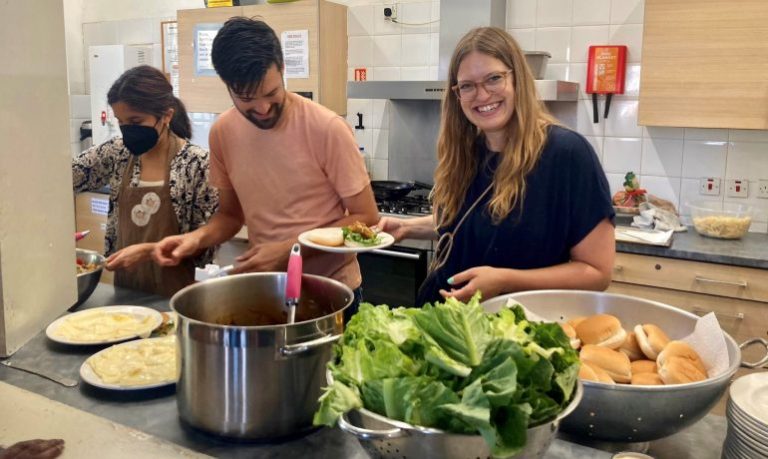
left=348, top=5, right=375, bottom=37
left=116, top=18, right=155, bottom=45
left=371, top=128, right=388, bottom=159
left=537, top=0, right=573, bottom=27
left=401, top=34, right=430, bottom=66
left=507, top=0, right=537, bottom=28
left=569, top=62, right=590, bottom=99
left=681, top=140, right=728, bottom=178
left=602, top=137, right=642, bottom=174
left=346, top=99, right=373, bottom=130
left=640, top=175, right=680, bottom=209
left=373, top=10, right=401, bottom=35
left=508, top=29, right=537, bottom=52
left=371, top=99, right=389, bottom=130
left=642, top=138, right=683, bottom=177
left=430, top=0, right=440, bottom=33
left=584, top=135, right=604, bottom=162
left=401, top=66, right=429, bottom=80
left=729, top=130, right=768, bottom=143
left=726, top=142, right=768, bottom=181
left=353, top=124, right=372, bottom=154
left=69, top=95, right=91, bottom=118
left=576, top=99, right=605, bottom=137
left=605, top=100, right=641, bottom=137
left=428, top=66, right=439, bottom=79
left=373, top=35, right=402, bottom=67
left=429, top=32, right=439, bottom=66
left=348, top=36, right=374, bottom=67
left=643, top=127, right=684, bottom=139
left=573, top=0, right=611, bottom=26
left=619, top=64, right=641, bottom=98
left=544, top=63, right=568, bottom=81
left=684, top=128, right=729, bottom=142
left=570, top=26, right=610, bottom=63
left=610, top=0, right=644, bottom=25
left=373, top=67, right=401, bottom=81
left=679, top=178, right=720, bottom=215
left=399, top=2, right=432, bottom=34
left=535, top=28, right=571, bottom=63
left=83, top=22, right=119, bottom=48
left=609, top=24, right=643, bottom=63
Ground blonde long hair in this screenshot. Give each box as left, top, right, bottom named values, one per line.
left=433, top=27, right=559, bottom=228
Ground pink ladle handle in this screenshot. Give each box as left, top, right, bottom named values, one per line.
left=286, top=243, right=302, bottom=301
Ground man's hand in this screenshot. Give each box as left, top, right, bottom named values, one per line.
left=439, top=266, right=506, bottom=302
left=105, top=243, right=153, bottom=271
left=0, top=439, right=64, bottom=459
left=153, top=233, right=201, bottom=267
left=231, top=239, right=294, bottom=274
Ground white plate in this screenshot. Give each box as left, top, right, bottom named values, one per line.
left=46, top=305, right=163, bottom=345
left=298, top=229, right=395, bottom=253
left=80, top=336, right=177, bottom=390
left=730, top=372, right=768, bottom=427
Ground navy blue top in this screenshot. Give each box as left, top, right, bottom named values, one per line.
left=417, top=125, right=615, bottom=305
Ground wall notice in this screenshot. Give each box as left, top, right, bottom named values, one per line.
left=195, top=24, right=222, bottom=77
left=281, top=30, right=309, bottom=79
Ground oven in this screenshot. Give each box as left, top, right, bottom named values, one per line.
left=357, top=239, right=431, bottom=308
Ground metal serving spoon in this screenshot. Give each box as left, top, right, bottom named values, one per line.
left=1, top=360, right=78, bottom=387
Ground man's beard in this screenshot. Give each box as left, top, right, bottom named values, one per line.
left=240, top=102, right=284, bottom=130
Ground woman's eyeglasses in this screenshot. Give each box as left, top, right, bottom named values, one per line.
left=452, top=69, right=514, bottom=101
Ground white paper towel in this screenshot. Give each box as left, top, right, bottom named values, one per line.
left=680, top=312, right=730, bottom=378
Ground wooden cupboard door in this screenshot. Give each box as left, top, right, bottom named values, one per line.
left=639, top=0, right=768, bottom=129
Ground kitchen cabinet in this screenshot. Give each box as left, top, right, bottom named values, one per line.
left=607, top=252, right=768, bottom=414
left=638, top=0, right=768, bottom=129
left=177, top=0, right=347, bottom=115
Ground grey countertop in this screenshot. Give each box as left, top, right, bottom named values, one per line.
left=0, top=284, right=728, bottom=459
left=616, top=228, right=768, bottom=269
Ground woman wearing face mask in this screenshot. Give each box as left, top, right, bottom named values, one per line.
left=377, top=27, right=615, bottom=305
left=72, top=65, right=218, bottom=296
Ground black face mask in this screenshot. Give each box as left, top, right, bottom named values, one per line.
left=120, top=123, right=160, bottom=156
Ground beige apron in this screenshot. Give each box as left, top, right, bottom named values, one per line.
left=114, top=139, right=194, bottom=297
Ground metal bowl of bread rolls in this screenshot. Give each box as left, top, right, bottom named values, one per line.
left=481, top=290, right=763, bottom=443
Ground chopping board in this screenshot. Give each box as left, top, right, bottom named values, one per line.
left=0, top=382, right=211, bottom=458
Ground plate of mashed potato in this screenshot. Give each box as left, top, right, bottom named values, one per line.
left=80, top=336, right=177, bottom=390
left=46, top=306, right=163, bottom=345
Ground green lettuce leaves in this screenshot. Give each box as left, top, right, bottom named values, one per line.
left=313, top=293, right=579, bottom=458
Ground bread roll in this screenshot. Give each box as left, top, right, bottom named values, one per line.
left=618, top=331, right=644, bottom=361
left=634, top=324, right=670, bottom=360
left=560, top=323, right=581, bottom=349
left=657, top=341, right=707, bottom=376
left=631, top=372, right=664, bottom=386
left=579, top=362, right=615, bottom=384
left=580, top=344, right=632, bottom=383
left=306, top=228, right=343, bottom=247
left=658, top=356, right=707, bottom=385
left=576, top=314, right=626, bottom=349
left=630, top=359, right=657, bottom=375
left=567, top=316, right=588, bottom=329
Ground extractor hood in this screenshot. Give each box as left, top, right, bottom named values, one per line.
left=348, top=0, right=579, bottom=102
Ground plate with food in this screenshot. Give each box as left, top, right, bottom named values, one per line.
left=46, top=305, right=163, bottom=345
left=80, top=336, right=177, bottom=390
left=298, top=221, right=395, bottom=253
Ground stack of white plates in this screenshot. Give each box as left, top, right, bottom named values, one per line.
left=722, top=372, right=768, bottom=459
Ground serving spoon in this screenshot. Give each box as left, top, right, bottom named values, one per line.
left=1, top=360, right=78, bottom=387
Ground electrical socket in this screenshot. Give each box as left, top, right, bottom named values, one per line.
left=726, top=178, right=749, bottom=198
left=383, top=5, right=397, bottom=21
left=758, top=179, right=768, bottom=199
left=699, top=177, right=721, bottom=196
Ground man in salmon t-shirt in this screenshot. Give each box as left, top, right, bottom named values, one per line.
left=153, top=17, right=378, bottom=318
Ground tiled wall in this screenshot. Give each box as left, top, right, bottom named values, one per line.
left=343, top=0, right=768, bottom=233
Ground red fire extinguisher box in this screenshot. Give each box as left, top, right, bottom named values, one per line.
left=586, top=45, right=627, bottom=123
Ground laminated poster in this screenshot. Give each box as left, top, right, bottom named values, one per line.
left=195, top=24, right=222, bottom=77
left=281, top=30, right=309, bottom=79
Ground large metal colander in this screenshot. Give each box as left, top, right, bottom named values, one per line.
left=337, top=382, right=583, bottom=459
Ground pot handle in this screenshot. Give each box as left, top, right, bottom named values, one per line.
left=280, top=333, right=342, bottom=357
left=739, top=337, right=768, bottom=368
left=337, top=413, right=408, bottom=440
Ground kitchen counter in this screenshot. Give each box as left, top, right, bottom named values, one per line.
left=616, top=228, right=768, bottom=269
left=0, top=284, right=728, bottom=459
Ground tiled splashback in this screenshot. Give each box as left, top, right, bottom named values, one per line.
left=343, top=0, right=768, bottom=232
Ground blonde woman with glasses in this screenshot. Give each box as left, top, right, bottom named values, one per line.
left=377, top=27, right=615, bottom=306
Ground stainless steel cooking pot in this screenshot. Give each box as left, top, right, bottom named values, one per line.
left=170, top=272, right=353, bottom=439
left=482, top=290, right=768, bottom=443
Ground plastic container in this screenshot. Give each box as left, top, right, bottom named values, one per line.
left=524, top=51, right=551, bottom=79
left=688, top=201, right=753, bottom=239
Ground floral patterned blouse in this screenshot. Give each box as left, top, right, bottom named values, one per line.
left=72, top=137, right=219, bottom=266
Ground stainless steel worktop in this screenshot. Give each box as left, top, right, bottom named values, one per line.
left=0, top=284, right=729, bottom=458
